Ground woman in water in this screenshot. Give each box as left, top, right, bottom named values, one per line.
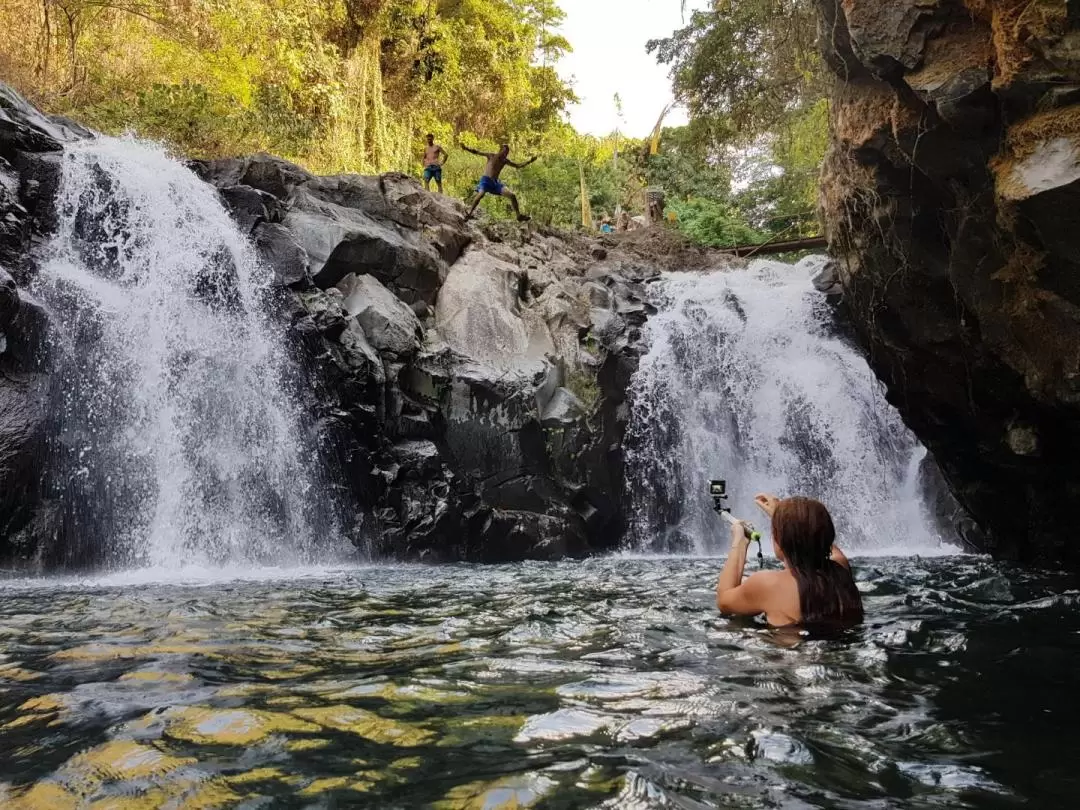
left=716, top=494, right=864, bottom=628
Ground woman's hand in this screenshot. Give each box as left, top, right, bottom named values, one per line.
left=730, top=520, right=751, bottom=548
left=755, top=493, right=781, bottom=518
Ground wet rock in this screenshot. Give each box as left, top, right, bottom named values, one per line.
left=816, top=0, right=1080, bottom=566
left=0, top=267, right=17, bottom=331
left=390, top=439, right=442, bottom=478
left=805, top=256, right=843, bottom=296
left=254, top=222, right=312, bottom=289
left=12, top=151, right=62, bottom=235
left=219, top=184, right=283, bottom=233
left=0, top=164, right=26, bottom=266
left=337, top=272, right=422, bottom=356
left=0, top=290, right=51, bottom=553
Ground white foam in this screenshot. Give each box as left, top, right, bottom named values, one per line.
left=34, top=136, right=346, bottom=568
left=625, top=261, right=960, bottom=555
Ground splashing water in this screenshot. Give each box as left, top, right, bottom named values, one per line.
left=33, top=137, right=345, bottom=569
left=626, top=260, right=954, bottom=555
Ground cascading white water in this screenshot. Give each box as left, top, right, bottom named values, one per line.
left=626, top=259, right=954, bottom=555
left=34, top=137, right=344, bottom=569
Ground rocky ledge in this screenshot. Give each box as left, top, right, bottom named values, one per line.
left=817, top=0, right=1080, bottom=566
left=190, top=154, right=705, bottom=562
left=0, top=82, right=725, bottom=566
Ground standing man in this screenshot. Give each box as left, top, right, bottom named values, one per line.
left=422, top=134, right=448, bottom=194
left=462, top=143, right=536, bottom=222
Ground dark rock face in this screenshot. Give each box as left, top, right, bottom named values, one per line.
left=193, top=153, right=673, bottom=561
left=192, top=158, right=451, bottom=305
left=0, top=86, right=82, bottom=564
left=817, top=0, right=1080, bottom=565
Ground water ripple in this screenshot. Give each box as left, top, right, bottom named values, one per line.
left=0, top=556, right=1076, bottom=807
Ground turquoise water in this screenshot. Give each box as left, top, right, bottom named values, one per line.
left=0, top=556, right=1077, bottom=808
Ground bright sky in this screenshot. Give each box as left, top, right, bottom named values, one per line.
left=556, top=0, right=708, bottom=137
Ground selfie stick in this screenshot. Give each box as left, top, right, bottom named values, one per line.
left=717, top=510, right=765, bottom=568
left=717, top=510, right=762, bottom=543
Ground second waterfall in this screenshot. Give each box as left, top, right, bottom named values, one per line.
left=625, top=261, right=957, bottom=555
left=34, top=137, right=345, bottom=569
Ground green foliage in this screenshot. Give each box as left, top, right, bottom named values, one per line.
left=644, top=124, right=731, bottom=204
left=648, top=0, right=823, bottom=141
left=669, top=198, right=764, bottom=248
left=3, top=0, right=577, bottom=177
left=648, top=0, right=828, bottom=241
left=732, top=99, right=829, bottom=237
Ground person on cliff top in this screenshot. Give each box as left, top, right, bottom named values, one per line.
left=461, top=142, right=536, bottom=222
left=716, top=494, right=863, bottom=631
left=422, top=134, right=448, bottom=194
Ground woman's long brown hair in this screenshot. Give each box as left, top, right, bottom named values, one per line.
left=772, top=497, right=864, bottom=628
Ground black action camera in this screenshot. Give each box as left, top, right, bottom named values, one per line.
left=709, top=479, right=728, bottom=513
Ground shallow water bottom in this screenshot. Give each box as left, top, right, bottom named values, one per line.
left=0, top=556, right=1077, bottom=808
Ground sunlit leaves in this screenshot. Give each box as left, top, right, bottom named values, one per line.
left=1, top=0, right=576, bottom=176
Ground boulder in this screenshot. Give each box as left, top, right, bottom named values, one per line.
left=434, top=247, right=553, bottom=376
left=541, top=386, right=586, bottom=428
left=190, top=153, right=313, bottom=200
left=336, top=272, right=422, bottom=356
left=254, top=222, right=312, bottom=288
left=285, top=185, right=447, bottom=304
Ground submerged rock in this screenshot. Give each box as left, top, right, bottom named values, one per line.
left=817, top=0, right=1080, bottom=566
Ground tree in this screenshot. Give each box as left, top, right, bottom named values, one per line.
left=647, top=0, right=824, bottom=143
left=647, top=0, right=828, bottom=240
left=0, top=0, right=577, bottom=177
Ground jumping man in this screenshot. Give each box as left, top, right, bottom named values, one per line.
left=462, top=143, right=536, bottom=222
left=422, top=134, right=448, bottom=194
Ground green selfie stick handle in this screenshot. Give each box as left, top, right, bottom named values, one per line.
left=720, top=511, right=762, bottom=543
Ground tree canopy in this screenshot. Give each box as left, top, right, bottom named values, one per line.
left=0, top=0, right=829, bottom=244
left=1, top=0, right=575, bottom=174
left=647, top=0, right=828, bottom=243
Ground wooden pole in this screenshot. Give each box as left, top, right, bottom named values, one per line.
left=716, top=236, right=828, bottom=257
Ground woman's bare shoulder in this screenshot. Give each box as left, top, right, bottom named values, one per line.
left=747, top=569, right=788, bottom=585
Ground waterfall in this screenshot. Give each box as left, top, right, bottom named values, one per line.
left=34, top=137, right=343, bottom=569
left=626, top=260, right=953, bottom=555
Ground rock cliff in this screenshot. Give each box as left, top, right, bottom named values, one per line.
left=817, top=0, right=1080, bottom=565
left=0, top=83, right=722, bottom=566
left=191, top=153, right=689, bottom=562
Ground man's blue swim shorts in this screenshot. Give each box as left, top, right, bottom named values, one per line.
left=423, top=165, right=442, bottom=183
left=477, top=175, right=505, bottom=195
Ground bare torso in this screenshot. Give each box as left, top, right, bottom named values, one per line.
left=423, top=144, right=444, bottom=166
left=482, top=154, right=510, bottom=180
